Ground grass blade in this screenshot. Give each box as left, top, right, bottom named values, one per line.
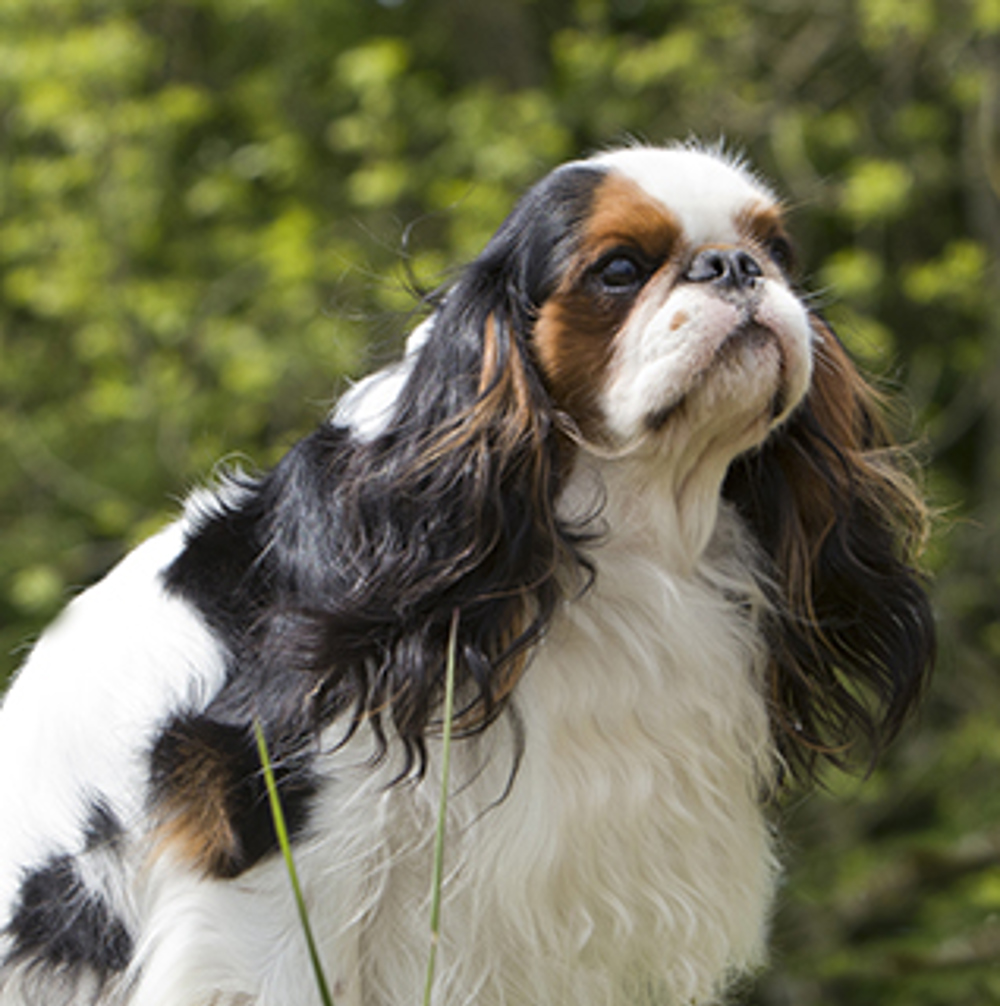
left=254, top=719, right=336, bottom=1006
left=422, top=609, right=460, bottom=1006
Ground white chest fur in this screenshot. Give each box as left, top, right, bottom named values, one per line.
left=346, top=502, right=780, bottom=1006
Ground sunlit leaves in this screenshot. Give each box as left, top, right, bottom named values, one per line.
left=903, top=240, right=989, bottom=310
left=973, top=0, right=1000, bottom=30
left=821, top=248, right=885, bottom=303
left=858, top=0, right=936, bottom=47
left=840, top=159, right=915, bottom=223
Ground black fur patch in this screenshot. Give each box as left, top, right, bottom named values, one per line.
left=148, top=711, right=316, bottom=878
left=163, top=477, right=279, bottom=645
left=5, top=854, right=132, bottom=980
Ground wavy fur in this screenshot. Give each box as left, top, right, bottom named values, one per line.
left=724, top=318, right=934, bottom=777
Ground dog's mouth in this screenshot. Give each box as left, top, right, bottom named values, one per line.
left=643, top=321, right=786, bottom=434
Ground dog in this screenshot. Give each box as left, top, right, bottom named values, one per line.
left=0, top=142, right=934, bottom=1005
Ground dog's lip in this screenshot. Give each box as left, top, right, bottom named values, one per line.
left=642, top=321, right=783, bottom=433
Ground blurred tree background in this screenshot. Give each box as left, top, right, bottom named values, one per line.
left=1, top=0, right=998, bottom=1000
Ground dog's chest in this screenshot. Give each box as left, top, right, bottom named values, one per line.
left=352, top=546, right=779, bottom=1005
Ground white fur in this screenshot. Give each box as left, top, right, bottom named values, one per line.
left=597, top=146, right=812, bottom=455
left=0, top=475, right=778, bottom=1006
left=588, top=144, right=777, bottom=246
left=0, top=525, right=224, bottom=912
left=333, top=315, right=435, bottom=440
left=0, top=523, right=228, bottom=1004
left=601, top=280, right=812, bottom=445
left=0, top=463, right=781, bottom=1006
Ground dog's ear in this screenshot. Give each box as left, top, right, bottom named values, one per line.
left=250, top=175, right=606, bottom=778
left=157, top=170, right=603, bottom=848
left=342, top=281, right=573, bottom=772
left=725, top=318, right=935, bottom=781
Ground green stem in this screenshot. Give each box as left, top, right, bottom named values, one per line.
left=254, top=719, right=336, bottom=1006
left=422, top=608, right=460, bottom=1006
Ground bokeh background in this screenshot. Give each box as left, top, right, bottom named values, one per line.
left=1, top=0, right=998, bottom=1001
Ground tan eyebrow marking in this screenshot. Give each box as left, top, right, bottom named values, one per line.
left=736, top=202, right=791, bottom=247
left=577, top=171, right=682, bottom=270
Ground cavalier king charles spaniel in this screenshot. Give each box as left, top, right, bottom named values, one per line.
left=0, top=144, right=934, bottom=1006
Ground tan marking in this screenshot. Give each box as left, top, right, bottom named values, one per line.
left=534, top=296, right=614, bottom=438
left=416, top=315, right=537, bottom=471
left=579, top=172, right=682, bottom=268
left=736, top=201, right=787, bottom=241
left=771, top=317, right=926, bottom=620
left=533, top=173, right=685, bottom=439
left=150, top=731, right=243, bottom=877
left=736, top=202, right=794, bottom=271
left=153, top=796, right=240, bottom=878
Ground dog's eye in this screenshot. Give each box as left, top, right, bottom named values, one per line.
left=595, top=253, right=647, bottom=293
left=767, top=235, right=796, bottom=274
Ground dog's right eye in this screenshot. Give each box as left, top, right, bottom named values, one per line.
left=595, top=252, right=648, bottom=293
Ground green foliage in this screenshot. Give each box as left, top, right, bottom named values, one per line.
left=1, top=0, right=998, bottom=1001
left=423, top=609, right=459, bottom=1006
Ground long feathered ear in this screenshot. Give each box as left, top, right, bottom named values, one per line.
left=288, top=169, right=604, bottom=774
left=331, top=292, right=577, bottom=772
left=724, top=318, right=935, bottom=782
left=244, top=175, right=603, bottom=779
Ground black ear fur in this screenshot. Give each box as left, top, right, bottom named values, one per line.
left=292, top=166, right=605, bottom=774
left=724, top=319, right=935, bottom=781
left=163, top=165, right=605, bottom=794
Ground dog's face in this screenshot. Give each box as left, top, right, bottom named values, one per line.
left=339, top=146, right=813, bottom=483
left=521, top=147, right=814, bottom=465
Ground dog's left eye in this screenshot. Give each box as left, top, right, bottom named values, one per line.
left=766, top=235, right=796, bottom=274
left=594, top=252, right=648, bottom=293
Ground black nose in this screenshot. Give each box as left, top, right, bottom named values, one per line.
left=684, top=248, right=763, bottom=291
